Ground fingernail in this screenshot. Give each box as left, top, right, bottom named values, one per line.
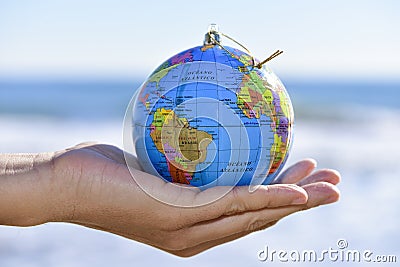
left=309, top=158, right=317, bottom=168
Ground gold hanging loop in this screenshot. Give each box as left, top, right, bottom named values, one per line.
left=206, top=27, right=283, bottom=70
left=255, top=50, right=284, bottom=69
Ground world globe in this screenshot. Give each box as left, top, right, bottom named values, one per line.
left=130, top=25, right=294, bottom=189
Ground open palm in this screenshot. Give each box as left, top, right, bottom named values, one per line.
left=53, top=143, right=340, bottom=257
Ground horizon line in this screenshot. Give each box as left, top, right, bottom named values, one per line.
left=0, top=74, right=399, bottom=84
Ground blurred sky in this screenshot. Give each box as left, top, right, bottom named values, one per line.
left=0, top=0, right=399, bottom=81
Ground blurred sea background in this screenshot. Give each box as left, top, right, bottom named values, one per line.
left=0, top=1, right=399, bottom=266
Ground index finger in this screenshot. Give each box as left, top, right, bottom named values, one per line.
left=181, top=184, right=308, bottom=226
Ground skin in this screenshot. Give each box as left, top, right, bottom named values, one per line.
left=0, top=143, right=340, bottom=257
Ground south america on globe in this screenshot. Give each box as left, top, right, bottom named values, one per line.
left=130, top=24, right=294, bottom=189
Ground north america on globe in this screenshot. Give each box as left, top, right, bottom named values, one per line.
left=130, top=26, right=294, bottom=189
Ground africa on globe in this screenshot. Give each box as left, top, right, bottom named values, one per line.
left=129, top=24, right=294, bottom=189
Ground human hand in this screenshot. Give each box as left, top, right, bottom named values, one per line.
left=48, top=143, right=340, bottom=257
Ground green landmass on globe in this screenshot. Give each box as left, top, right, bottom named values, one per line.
left=131, top=25, right=294, bottom=188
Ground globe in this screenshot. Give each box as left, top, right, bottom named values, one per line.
left=130, top=27, right=294, bottom=189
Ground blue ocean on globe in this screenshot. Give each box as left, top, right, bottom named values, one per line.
left=131, top=42, right=294, bottom=189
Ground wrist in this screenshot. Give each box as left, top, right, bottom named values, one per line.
left=0, top=152, right=59, bottom=226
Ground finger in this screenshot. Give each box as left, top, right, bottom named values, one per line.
left=297, top=169, right=341, bottom=186
left=181, top=184, right=308, bottom=225
left=168, top=221, right=279, bottom=257
left=301, top=181, right=340, bottom=204
left=176, top=181, right=340, bottom=256
left=196, top=184, right=309, bottom=210
left=180, top=182, right=339, bottom=248
left=273, top=159, right=317, bottom=184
